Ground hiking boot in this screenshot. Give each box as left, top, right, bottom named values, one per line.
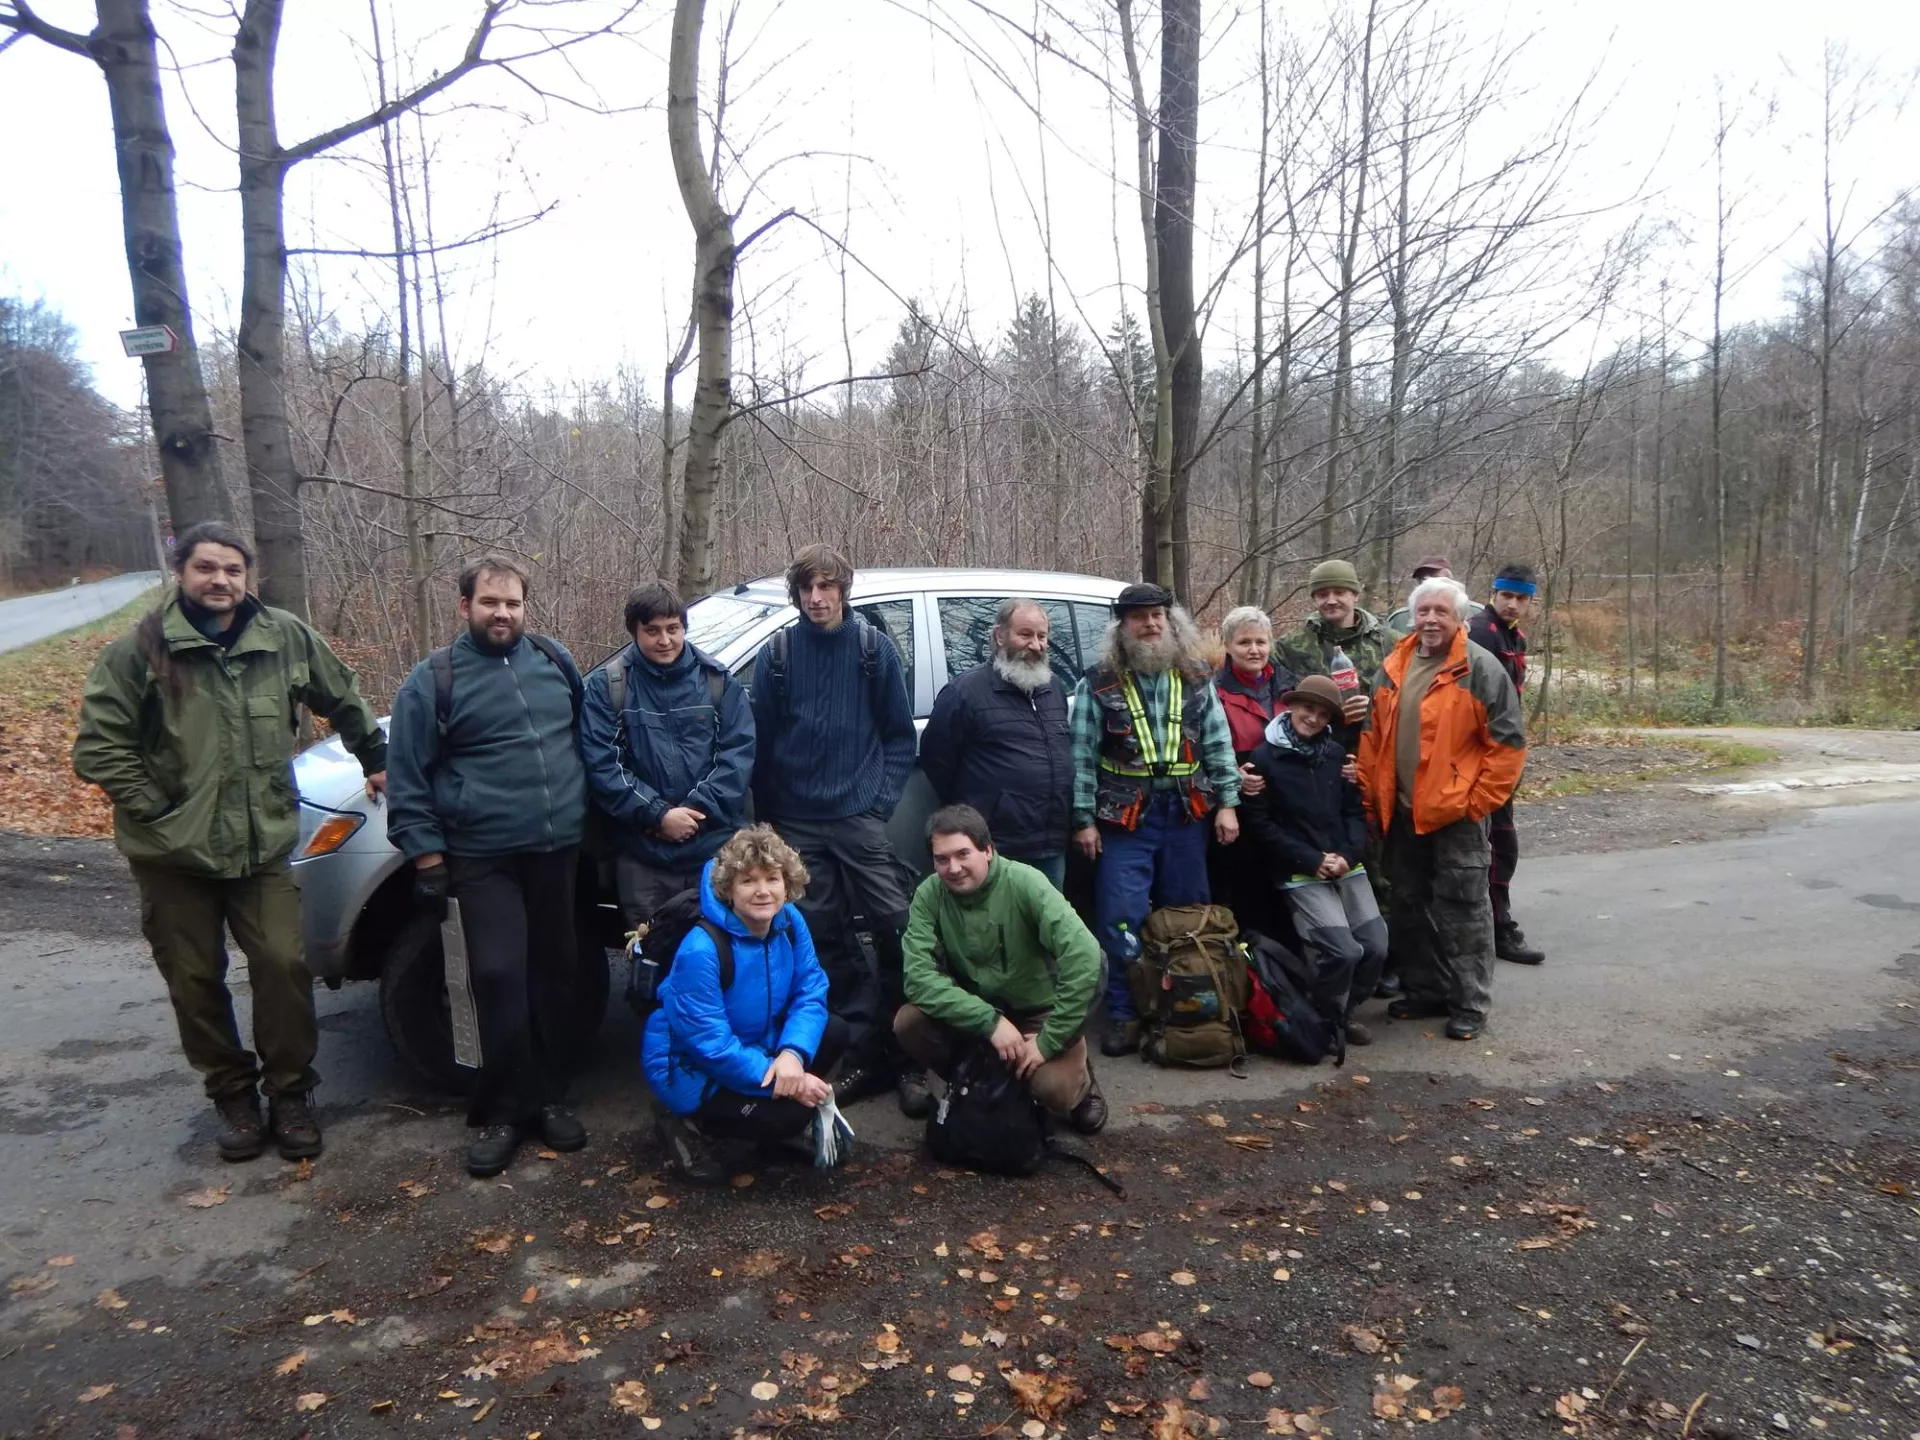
left=1345, top=1020, right=1375, bottom=1047
left=1496, top=923, right=1546, bottom=965
left=896, top=1067, right=933, bottom=1119
left=831, top=1065, right=888, bottom=1106
left=1099, top=1018, right=1142, bottom=1057
left=467, top=1123, right=525, bottom=1178
left=656, top=1113, right=725, bottom=1186
left=538, top=1104, right=587, bottom=1152
left=213, top=1090, right=266, bottom=1163
left=1067, top=1080, right=1109, bottom=1136
left=1445, top=1016, right=1481, bottom=1042
left=267, top=1091, right=323, bottom=1160
left=1387, top=996, right=1449, bottom=1021
left=1374, top=971, right=1405, bottom=999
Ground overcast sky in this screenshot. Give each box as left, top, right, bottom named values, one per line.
left=2, top=0, right=1916, bottom=412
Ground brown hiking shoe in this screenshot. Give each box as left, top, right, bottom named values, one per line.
left=268, top=1091, right=323, bottom=1160
left=1067, top=1079, right=1109, bottom=1135
left=214, top=1090, right=266, bottom=1162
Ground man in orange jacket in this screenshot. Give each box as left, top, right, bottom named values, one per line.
left=1356, top=577, right=1526, bottom=1040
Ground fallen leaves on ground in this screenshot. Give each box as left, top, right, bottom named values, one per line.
left=77, top=1385, right=115, bottom=1404
left=749, top=1381, right=780, bottom=1400
left=273, top=1350, right=308, bottom=1377
left=0, top=616, right=131, bottom=838
left=293, top=1392, right=326, bottom=1412
left=1341, top=1324, right=1387, bottom=1354
left=1372, top=1375, right=1465, bottom=1423
left=1266, top=1405, right=1333, bottom=1435
left=1005, top=1367, right=1083, bottom=1421
left=405, top=1274, right=453, bottom=1299
left=813, top=1202, right=852, bottom=1221
left=94, top=1289, right=128, bottom=1311
left=609, top=1380, right=651, bottom=1416
left=1224, top=1133, right=1274, bottom=1150
left=182, top=1185, right=230, bottom=1208
left=472, top=1233, right=512, bottom=1254
left=397, top=1179, right=432, bottom=1199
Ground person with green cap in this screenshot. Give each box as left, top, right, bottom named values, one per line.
left=1276, top=559, right=1393, bottom=752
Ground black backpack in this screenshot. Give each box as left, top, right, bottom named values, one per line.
left=761, top=617, right=882, bottom=711
left=925, top=1043, right=1126, bottom=1195
left=626, top=888, right=732, bottom=1015
left=430, top=633, right=581, bottom=736
left=1242, top=929, right=1340, bottom=1066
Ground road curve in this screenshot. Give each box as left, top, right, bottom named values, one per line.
left=0, top=571, right=161, bottom=655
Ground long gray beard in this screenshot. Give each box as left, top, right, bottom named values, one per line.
left=1118, top=630, right=1181, bottom=675
left=993, top=651, right=1053, bottom=693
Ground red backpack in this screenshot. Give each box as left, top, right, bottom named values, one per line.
left=1242, top=931, right=1338, bottom=1065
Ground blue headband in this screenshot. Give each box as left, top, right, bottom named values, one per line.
left=1492, top=578, right=1536, bottom=597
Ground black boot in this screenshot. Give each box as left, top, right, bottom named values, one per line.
left=896, top=1067, right=933, bottom=1119
left=1067, top=1075, right=1109, bottom=1135
left=267, top=1091, right=323, bottom=1160
left=467, top=1123, right=525, bottom=1178
left=1099, top=1018, right=1142, bottom=1057
left=656, top=1113, right=724, bottom=1186
left=213, top=1090, right=266, bottom=1163
left=538, top=1104, right=587, bottom=1152
left=1495, top=922, right=1545, bottom=965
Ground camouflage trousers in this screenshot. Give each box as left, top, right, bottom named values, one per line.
left=1382, top=812, right=1495, bottom=1026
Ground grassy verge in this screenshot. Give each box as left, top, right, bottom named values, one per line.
left=0, top=587, right=159, bottom=837
left=1520, top=734, right=1777, bottom=801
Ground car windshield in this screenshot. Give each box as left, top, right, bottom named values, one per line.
left=687, top=591, right=786, bottom=660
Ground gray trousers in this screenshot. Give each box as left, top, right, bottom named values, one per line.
left=1283, top=871, right=1389, bottom=1021
left=1383, top=812, right=1495, bottom=1026
left=771, top=812, right=913, bottom=1072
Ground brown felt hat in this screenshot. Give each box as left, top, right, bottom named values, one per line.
left=1281, top=673, right=1346, bottom=719
left=1411, top=554, right=1453, bottom=578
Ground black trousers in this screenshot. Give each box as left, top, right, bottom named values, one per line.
left=1488, top=799, right=1519, bottom=927
left=695, top=1016, right=850, bottom=1141
left=446, top=847, right=579, bottom=1127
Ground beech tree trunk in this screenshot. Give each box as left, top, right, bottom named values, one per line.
left=1156, top=0, right=1200, bottom=600
left=667, top=0, right=733, bottom=598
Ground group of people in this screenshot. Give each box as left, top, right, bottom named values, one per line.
left=74, top=524, right=1546, bottom=1186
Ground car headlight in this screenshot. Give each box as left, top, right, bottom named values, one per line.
left=300, top=810, right=365, bottom=857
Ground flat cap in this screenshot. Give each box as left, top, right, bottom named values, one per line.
left=1113, top=582, right=1175, bottom=613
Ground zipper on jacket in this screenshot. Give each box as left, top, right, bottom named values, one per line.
left=506, top=650, right=557, bottom=849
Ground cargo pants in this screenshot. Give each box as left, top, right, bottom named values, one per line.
left=1381, top=812, right=1495, bottom=1026
left=129, top=859, right=319, bottom=1099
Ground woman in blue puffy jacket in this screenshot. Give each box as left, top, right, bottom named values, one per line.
left=643, top=824, right=845, bottom=1184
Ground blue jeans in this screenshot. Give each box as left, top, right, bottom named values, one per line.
left=1013, top=852, right=1067, bottom=891
left=1094, top=792, right=1212, bottom=1019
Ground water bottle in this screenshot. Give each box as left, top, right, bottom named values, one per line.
left=1329, top=645, right=1359, bottom=694
left=1115, top=923, right=1141, bottom=969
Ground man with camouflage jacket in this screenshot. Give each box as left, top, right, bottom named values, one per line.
left=74, top=522, right=387, bottom=1163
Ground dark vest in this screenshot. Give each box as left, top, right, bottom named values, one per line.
left=1086, top=664, right=1215, bottom=830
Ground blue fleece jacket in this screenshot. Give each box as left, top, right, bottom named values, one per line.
left=386, top=631, right=586, bottom=859
left=641, top=860, right=831, bottom=1114
left=579, top=641, right=754, bottom=868
left=749, top=617, right=916, bottom=822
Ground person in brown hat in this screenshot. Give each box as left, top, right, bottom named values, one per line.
left=1239, top=674, right=1387, bottom=1047
left=1384, top=556, right=1454, bottom=636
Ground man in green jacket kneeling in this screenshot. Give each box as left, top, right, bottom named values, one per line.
left=896, top=806, right=1108, bottom=1134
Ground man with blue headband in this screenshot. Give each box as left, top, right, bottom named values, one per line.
left=1469, top=564, right=1544, bottom=965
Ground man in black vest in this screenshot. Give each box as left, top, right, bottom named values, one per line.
left=918, top=598, right=1074, bottom=890
left=1069, top=584, right=1242, bottom=1056
left=1467, top=563, right=1545, bottom=965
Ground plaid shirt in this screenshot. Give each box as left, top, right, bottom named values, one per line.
left=1069, top=668, right=1241, bottom=829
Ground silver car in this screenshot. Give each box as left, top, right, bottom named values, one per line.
left=290, top=566, right=1126, bottom=1086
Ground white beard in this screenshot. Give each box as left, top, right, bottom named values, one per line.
left=993, top=651, right=1053, bottom=693
left=1118, top=630, right=1181, bottom=675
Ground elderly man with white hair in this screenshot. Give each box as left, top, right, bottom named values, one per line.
left=1356, top=576, right=1526, bottom=1041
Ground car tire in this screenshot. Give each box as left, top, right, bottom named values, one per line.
left=377, top=908, right=615, bottom=1093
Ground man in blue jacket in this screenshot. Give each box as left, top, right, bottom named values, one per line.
left=386, top=558, right=591, bottom=1178
left=580, top=582, right=754, bottom=926
left=751, top=544, right=918, bottom=1111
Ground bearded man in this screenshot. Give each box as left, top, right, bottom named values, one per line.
left=919, top=598, right=1075, bottom=890
left=1069, top=583, right=1242, bottom=1055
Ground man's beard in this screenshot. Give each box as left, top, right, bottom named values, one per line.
left=1118, top=629, right=1181, bottom=675
left=469, top=616, right=524, bottom=650
left=993, top=649, right=1052, bottom=693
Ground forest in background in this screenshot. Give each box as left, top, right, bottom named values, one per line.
left=2, top=0, right=1917, bottom=726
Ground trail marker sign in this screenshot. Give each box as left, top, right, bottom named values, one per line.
left=119, top=325, right=179, bottom=357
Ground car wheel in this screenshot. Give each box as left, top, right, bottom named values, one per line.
left=377, top=913, right=464, bottom=1092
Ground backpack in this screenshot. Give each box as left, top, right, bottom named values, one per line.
left=762, top=617, right=882, bottom=712
left=1242, top=929, right=1338, bottom=1066
left=430, top=633, right=581, bottom=737
left=926, top=1042, right=1127, bottom=1195
left=601, top=651, right=727, bottom=727
left=1130, top=904, right=1249, bottom=1073
left=625, top=887, right=733, bottom=1015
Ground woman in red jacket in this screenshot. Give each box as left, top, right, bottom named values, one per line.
left=1209, top=606, right=1298, bottom=934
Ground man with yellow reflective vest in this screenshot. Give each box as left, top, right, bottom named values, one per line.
left=1070, top=583, right=1242, bottom=1055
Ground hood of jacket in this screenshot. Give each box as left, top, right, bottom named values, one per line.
left=698, top=855, right=800, bottom=943
left=1262, top=709, right=1342, bottom=761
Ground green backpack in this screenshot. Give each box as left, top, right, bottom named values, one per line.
left=1130, top=904, right=1249, bottom=1073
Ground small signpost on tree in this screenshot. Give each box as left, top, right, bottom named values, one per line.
left=118, top=325, right=179, bottom=357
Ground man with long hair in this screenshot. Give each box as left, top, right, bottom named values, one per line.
left=74, top=522, right=386, bottom=1163
left=1069, top=583, right=1242, bottom=1056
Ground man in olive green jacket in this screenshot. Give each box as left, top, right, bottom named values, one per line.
left=73, top=522, right=386, bottom=1163
left=895, top=805, right=1107, bottom=1133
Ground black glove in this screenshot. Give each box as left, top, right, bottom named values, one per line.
left=413, top=862, right=449, bottom=922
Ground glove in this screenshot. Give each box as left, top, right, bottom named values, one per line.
left=413, top=862, right=450, bottom=922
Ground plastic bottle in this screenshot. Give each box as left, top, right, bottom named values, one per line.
left=1114, top=922, right=1141, bottom=969
left=1329, top=645, right=1359, bottom=693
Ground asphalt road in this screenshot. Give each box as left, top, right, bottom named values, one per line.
left=2, top=799, right=1916, bottom=1436
left=0, top=572, right=161, bottom=654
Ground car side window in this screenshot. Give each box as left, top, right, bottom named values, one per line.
left=1072, top=602, right=1112, bottom=676
left=851, top=598, right=915, bottom=701
left=937, top=596, right=1081, bottom=683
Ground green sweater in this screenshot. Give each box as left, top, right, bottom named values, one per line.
left=901, top=855, right=1102, bottom=1059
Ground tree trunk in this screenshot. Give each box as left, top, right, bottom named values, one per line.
left=1322, top=0, right=1378, bottom=560
left=1157, top=0, right=1200, bottom=599
left=1242, top=0, right=1268, bottom=611
left=233, top=0, right=309, bottom=618
left=661, top=294, right=697, bottom=579
left=667, top=0, right=734, bottom=598
left=93, top=0, right=230, bottom=531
